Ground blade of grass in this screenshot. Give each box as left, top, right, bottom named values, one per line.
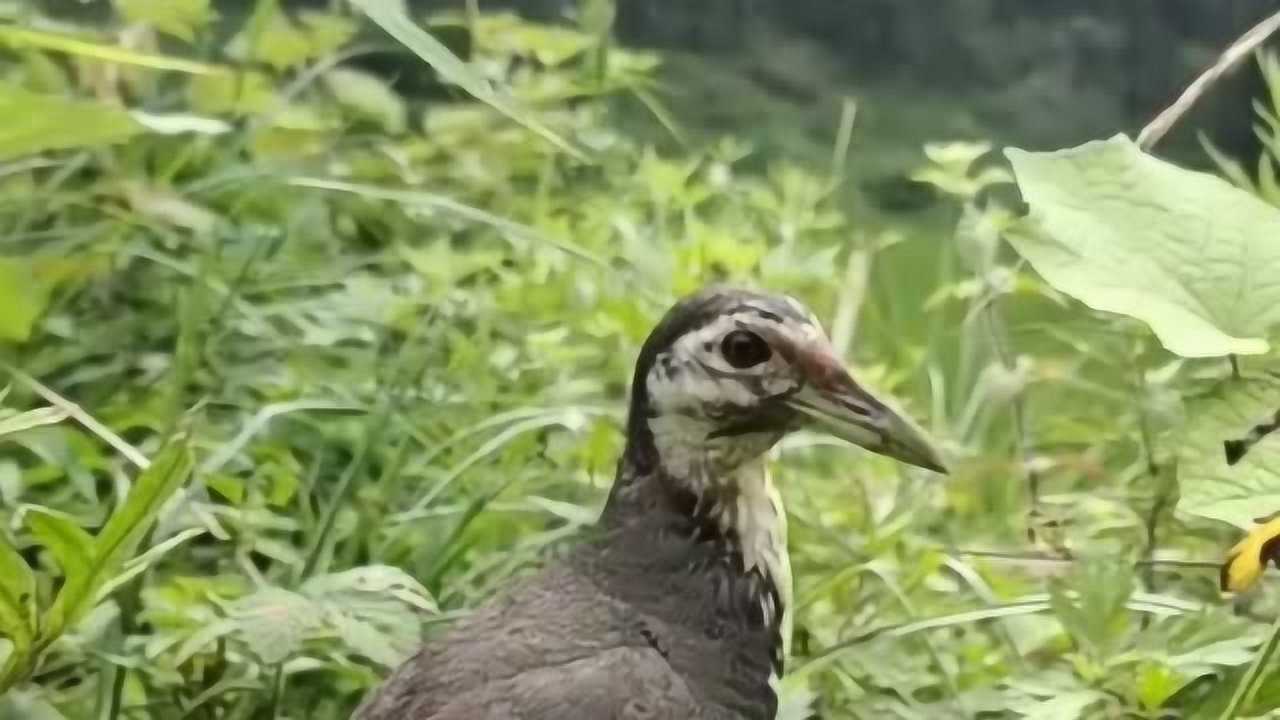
left=349, top=0, right=589, bottom=162
left=0, top=363, right=149, bottom=470
left=199, top=399, right=365, bottom=475
left=0, top=406, right=68, bottom=437
left=0, top=25, right=226, bottom=75
left=794, top=592, right=1201, bottom=679
left=1219, top=612, right=1280, bottom=719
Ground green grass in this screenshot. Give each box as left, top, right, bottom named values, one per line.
left=0, top=2, right=1279, bottom=719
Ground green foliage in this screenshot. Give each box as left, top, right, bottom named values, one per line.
left=0, top=437, right=193, bottom=691
left=1007, top=135, right=1280, bottom=358
left=1, top=2, right=1280, bottom=719
left=1179, top=377, right=1280, bottom=528
left=0, top=83, right=141, bottom=160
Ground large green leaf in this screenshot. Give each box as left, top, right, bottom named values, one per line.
left=1178, top=377, right=1280, bottom=528
left=1005, top=135, right=1280, bottom=357
left=40, top=440, right=193, bottom=641
left=0, top=83, right=141, bottom=160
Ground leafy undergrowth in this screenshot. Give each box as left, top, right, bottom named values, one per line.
left=1, top=2, right=1279, bottom=719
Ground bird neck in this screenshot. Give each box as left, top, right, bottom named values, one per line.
left=605, top=412, right=793, bottom=647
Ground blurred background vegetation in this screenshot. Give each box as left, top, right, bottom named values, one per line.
left=2, top=1, right=1280, bottom=718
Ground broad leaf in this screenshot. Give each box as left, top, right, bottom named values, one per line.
left=1179, top=377, right=1280, bottom=528
left=1006, top=135, right=1280, bottom=357
left=230, top=587, right=322, bottom=664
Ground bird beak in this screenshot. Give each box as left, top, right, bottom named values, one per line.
left=784, top=342, right=948, bottom=474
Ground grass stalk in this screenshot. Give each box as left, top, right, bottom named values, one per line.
left=1219, top=611, right=1280, bottom=720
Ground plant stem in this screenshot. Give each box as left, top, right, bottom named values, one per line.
left=1219, top=611, right=1280, bottom=720
left=981, top=304, right=1039, bottom=511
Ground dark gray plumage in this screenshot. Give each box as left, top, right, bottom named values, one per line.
left=355, top=287, right=946, bottom=720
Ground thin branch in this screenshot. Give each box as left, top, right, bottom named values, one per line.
left=1138, top=9, right=1280, bottom=150
left=950, top=548, right=1221, bottom=571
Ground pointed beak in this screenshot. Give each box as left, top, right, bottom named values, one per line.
left=784, top=342, right=948, bottom=474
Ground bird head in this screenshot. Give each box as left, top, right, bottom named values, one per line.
left=626, top=286, right=947, bottom=481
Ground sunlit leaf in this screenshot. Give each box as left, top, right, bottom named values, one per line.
left=302, top=565, right=437, bottom=614
left=228, top=5, right=355, bottom=70
left=1006, top=134, right=1280, bottom=357
left=0, top=84, right=140, bottom=160
left=0, top=25, right=223, bottom=74
left=322, top=66, right=407, bottom=134
left=186, top=71, right=274, bottom=115
left=115, top=0, right=215, bottom=42
left=1179, top=377, right=1280, bottom=529
left=230, top=587, right=322, bottom=664
left=0, top=407, right=68, bottom=438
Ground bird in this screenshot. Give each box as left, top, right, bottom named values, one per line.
left=354, top=286, right=947, bottom=720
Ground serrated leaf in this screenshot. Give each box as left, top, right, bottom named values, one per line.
left=1179, top=377, right=1280, bottom=528
left=41, top=439, right=193, bottom=641
left=1005, top=135, right=1280, bottom=357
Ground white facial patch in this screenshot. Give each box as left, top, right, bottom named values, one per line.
left=642, top=307, right=813, bottom=632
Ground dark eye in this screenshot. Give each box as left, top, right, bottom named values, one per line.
left=720, top=330, right=772, bottom=369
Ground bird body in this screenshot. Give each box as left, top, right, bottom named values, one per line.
left=355, top=288, right=945, bottom=720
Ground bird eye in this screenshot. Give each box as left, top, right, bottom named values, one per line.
left=720, top=330, right=772, bottom=369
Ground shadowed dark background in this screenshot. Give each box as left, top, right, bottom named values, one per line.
left=37, top=0, right=1280, bottom=163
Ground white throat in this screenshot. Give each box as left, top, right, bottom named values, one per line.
left=646, top=414, right=794, bottom=650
